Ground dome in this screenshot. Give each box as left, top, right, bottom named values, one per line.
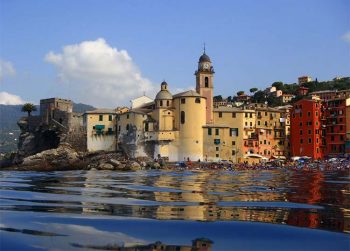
left=155, top=81, right=172, bottom=100
left=199, top=53, right=211, bottom=63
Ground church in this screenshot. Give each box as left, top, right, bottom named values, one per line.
left=116, top=51, right=244, bottom=162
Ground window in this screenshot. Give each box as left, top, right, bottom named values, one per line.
left=216, top=154, right=219, bottom=157
left=232, top=141, right=236, bottom=145
left=250, top=122, right=252, bottom=126
left=127, top=114, right=129, bottom=119
left=208, top=128, right=212, bottom=135
left=99, top=115, right=103, bottom=121
left=299, top=122, right=302, bottom=126
left=145, top=123, right=149, bottom=132
left=264, top=121, right=268, bottom=126
left=316, top=121, right=318, bottom=126
left=118, top=125, right=120, bottom=131
left=160, top=100, right=163, bottom=106
left=307, top=111, right=311, bottom=117
left=317, top=148, right=319, bottom=153
left=216, top=147, right=219, bottom=151
left=232, top=112, right=236, bottom=118
left=181, top=98, right=186, bottom=104
left=167, top=100, right=170, bottom=106
left=258, top=121, right=261, bottom=125
left=219, top=112, right=222, bottom=118
left=195, top=98, right=200, bottom=103
left=245, top=113, right=248, bottom=118
left=230, top=128, right=238, bottom=136
left=331, top=136, right=335, bottom=141
left=308, top=130, right=311, bottom=134
left=250, top=113, right=252, bottom=118
left=232, top=150, right=236, bottom=155
left=316, top=112, right=318, bottom=117
left=215, top=128, right=219, bottom=135
left=300, top=139, right=303, bottom=144
left=300, top=112, right=302, bottom=118
left=308, top=138, right=311, bottom=143
left=126, top=124, right=129, bottom=130
left=300, top=130, right=303, bottom=135
left=264, top=140, right=266, bottom=144
left=205, top=77, right=209, bottom=87
left=181, top=111, right=185, bottom=124
left=109, top=115, right=112, bottom=121
left=316, top=138, right=319, bottom=143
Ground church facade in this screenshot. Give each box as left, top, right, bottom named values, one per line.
left=116, top=52, right=243, bottom=162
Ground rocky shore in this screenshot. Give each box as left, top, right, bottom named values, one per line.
left=2, top=143, right=159, bottom=171
left=0, top=116, right=157, bottom=171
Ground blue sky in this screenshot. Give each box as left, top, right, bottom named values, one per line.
left=0, top=0, right=349, bottom=107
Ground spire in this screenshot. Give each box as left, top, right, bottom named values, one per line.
left=203, top=42, right=206, bottom=54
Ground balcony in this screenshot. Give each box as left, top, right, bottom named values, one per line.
left=244, top=126, right=255, bottom=131
left=144, top=131, right=175, bottom=141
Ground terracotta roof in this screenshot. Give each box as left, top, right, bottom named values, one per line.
left=85, top=108, right=116, bottom=114
left=173, top=90, right=202, bottom=98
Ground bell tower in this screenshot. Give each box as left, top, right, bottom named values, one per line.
left=195, top=47, right=214, bottom=124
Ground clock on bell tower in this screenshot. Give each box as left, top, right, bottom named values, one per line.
left=195, top=50, right=215, bottom=124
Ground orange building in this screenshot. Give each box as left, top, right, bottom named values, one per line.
left=290, top=99, right=323, bottom=159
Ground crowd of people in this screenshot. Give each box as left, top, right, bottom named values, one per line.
left=164, top=158, right=350, bottom=171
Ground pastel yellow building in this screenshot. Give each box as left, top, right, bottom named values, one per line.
left=84, top=109, right=117, bottom=152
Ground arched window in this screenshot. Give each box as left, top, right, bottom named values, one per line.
left=181, top=111, right=185, bottom=124
left=205, top=77, right=209, bottom=87
left=166, top=100, right=170, bottom=106
left=126, top=124, right=129, bottom=131
left=160, top=100, right=163, bottom=107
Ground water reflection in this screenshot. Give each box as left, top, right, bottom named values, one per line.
left=0, top=169, right=349, bottom=233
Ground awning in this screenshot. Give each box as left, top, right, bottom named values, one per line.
left=272, top=156, right=286, bottom=160
left=244, top=153, right=265, bottom=159
left=95, top=125, right=105, bottom=130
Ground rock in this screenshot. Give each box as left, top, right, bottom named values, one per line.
left=129, top=161, right=141, bottom=171
left=20, top=143, right=80, bottom=169
left=98, top=163, right=114, bottom=170
left=108, top=159, right=121, bottom=167
left=153, top=163, right=161, bottom=169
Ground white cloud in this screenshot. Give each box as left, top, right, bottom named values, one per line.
left=45, top=38, right=156, bottom=107
left=0, top=59, right=16, bottom=80
left=0, top=92, right=25, bottom=105
left=341, top=31, right=350, bottom=42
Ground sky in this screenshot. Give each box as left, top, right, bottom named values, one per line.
left=0, top=0, right=349, bottom=107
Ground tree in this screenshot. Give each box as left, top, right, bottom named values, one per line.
left=21, top=103, right=37, bottom=116
left=236, top=91, right=245, bottom=96
left=213, top=95, right=223, bottom=102
left=227, top=96, right=232, bottom=102
left=272, top=81, right=284, bottom=91
left=249, top=88, right=258, bottom=94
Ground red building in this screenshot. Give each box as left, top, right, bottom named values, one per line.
left=323, top=97, right=348, bottom=156
left=298, top=86, right=309, bottom=96
left=291, top=99, right=323, bottom=159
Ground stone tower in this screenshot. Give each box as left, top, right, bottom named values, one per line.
left=195, top=50, right=214, bottom=124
